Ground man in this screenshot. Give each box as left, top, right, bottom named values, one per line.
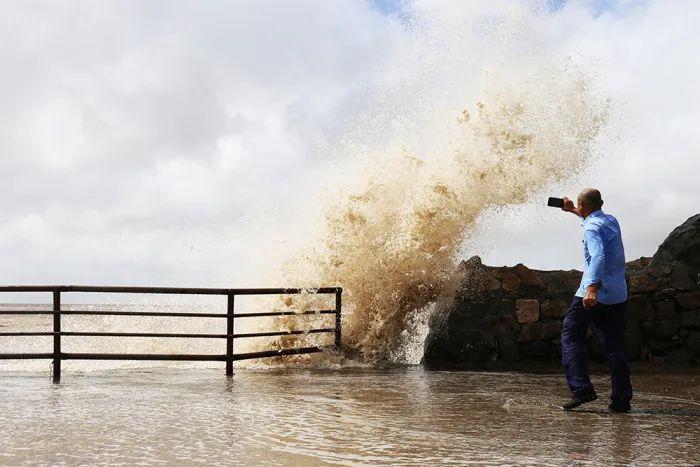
left=559, top=188, right=633, bottom=413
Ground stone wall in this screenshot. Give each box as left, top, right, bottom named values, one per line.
left=423, top=214, right=700, bottom=367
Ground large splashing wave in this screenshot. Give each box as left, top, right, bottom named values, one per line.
left=266, top=5, right=610, bottom=364
left=0, top=3, right=612, bottom=371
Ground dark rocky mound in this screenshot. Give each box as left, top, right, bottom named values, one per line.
left=423, top=213, right=700, bottom=367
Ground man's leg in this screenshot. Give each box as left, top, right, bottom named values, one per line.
left=592, top=301, right=633, bottom=409
left=561, top=297, right=596, bottom=397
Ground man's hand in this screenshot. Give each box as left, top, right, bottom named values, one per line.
left=583, top=284, right=598, bottom=308
left=562, top=196, right=580, bottom=216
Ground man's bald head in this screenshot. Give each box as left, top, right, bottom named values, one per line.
left=578, top=188, right=603, bottom=212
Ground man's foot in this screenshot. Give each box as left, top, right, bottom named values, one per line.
left=562, top=392, right=598, bottom=410
left=608, top=401, right=631, bottom=413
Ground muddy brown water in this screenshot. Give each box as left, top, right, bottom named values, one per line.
left=0, top=367, right=698, bottom=465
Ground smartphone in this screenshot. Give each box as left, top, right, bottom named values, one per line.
left=547, top=197, right=564, bottom=208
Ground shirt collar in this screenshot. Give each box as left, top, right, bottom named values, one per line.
left=581, top=209, right=604, bottom=226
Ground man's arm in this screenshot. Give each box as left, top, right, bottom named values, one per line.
left=561, top=196, right=581, bottom=217
left=582, top=227, right=605, bottom=308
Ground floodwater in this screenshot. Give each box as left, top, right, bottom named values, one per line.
left=0, top=368, right=698, bottom=466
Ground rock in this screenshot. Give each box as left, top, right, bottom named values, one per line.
left=498, top=338, right=519, bottom=363
left=648, top=338, right=678, bottom=352
left=515, top=299, right=539, bottom=323
left=488, top=299, right=515, bottom=316
left=624, top=323, right=643, bottom=360
left=460, top=255, right=483, bottom=270
left=626, top=295, right=654, bottom=322
left=486, top=276, right=502, bottom=293
left=650, top=213, right=700, bottom=280
left=501, top=313, right=521, bottom=333
left=424, top=213, right=700, bottom=367
left=541, top=321, right=561, bottom=340
left=514, top=263, right=544, bottom=289
left=522, top=340, right=553, bottom=361
left=681, top=310, right=700, bottom=328
left=648, top=264, right=672, bottom=278
left=670, top=263, right=695, bottom=290
left=654, top=300, right=676, bottom=320
left=642, top=320, right=680, bottom=339
left=563, top=270, right=584, bottom=292
left=676, top=292, right=700, bottom=310
left=541, top=298, right=569, bottom=318
left=628, top=272, right=658, bottom=293
left=447, top=329, right=497, bottom=363
left=517, top=323, right=543, bottom=342
left=640, top=345, right=650, bottom=361
left=685, top=332, right=700, bottom=361
left=665, top=347, right=694, bottom=364
left=495, top=326, right=519, bottom=363
left=627, top=256, right=652, bottom=269
left=649, top=355, right=666, bottom=366
left=499, top=270, right=521, bottom=293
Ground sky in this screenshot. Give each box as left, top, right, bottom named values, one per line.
left=0, top=0, right=698, bottom=290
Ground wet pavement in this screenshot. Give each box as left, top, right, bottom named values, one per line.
left=0, top=367, right=698, bottom=465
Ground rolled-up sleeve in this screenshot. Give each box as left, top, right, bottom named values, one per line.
left=583, top=227, right=605, bottom=288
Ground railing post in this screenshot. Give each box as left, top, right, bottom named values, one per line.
left=226, top=293, right=234, bottom=376
left=52, top=290, right=61, bottom=383
left=334, top=288, right=342, bottom=349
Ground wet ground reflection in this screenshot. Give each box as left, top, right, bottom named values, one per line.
left=0, top=368, right=698, bottom=465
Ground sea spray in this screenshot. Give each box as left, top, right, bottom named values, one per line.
left=0, top=2, right=612, bottom=371
left=266, top=67, right=608, bottom=364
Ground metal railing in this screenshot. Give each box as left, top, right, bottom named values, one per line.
left=0, top=285, right=342, bottom=382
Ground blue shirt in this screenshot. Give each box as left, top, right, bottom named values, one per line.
left=575, top=210, right=628, bottom=304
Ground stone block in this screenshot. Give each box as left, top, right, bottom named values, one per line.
left=488, top=299, right=515, bottom=317
left=523, top=340, right=553, bottom=361
left=685, top=332, right=700, bottom=361
left=499, top=271, right=521, bottom=293
left=626, top=295, right=654, bottom=321
left=564, top=270, right=584, bottom=291
left=501, top=313, right=521, bottom=333
left=517, top=323, right=543, bottom=342
left=496, top=332, right=519, bottom=363
left=486, top=276, right=502, bottom=293
left=624, top=323, right=643, bottom=360
left=649, top=355, right=666, bottom=365
left=670, top=263, right=695, bottom=290
left=448, top=329, right=497, bottom=362
left=541, top=321, right=561, bottom=340
left=665, top=347, right=693, bottom=364
left=642, top=320, right=680, bottom=339
left=654, top=300, right=676, bottom=320
left=681, top=310, right=700, bottom=328
left=627, top=256, right=652, bottom=269
left=540, top=298, right=568, bottom=318
left=459, top=255, right=483, bottom=270
left=514, top=263, right=544, bottom=289
left=628, top=273, right=659, bottom=293
left=676, top=292, right=700, bottom=310
left=516, top=299, right=539, bottom=323
left=648, top=338, right=678, bottom=352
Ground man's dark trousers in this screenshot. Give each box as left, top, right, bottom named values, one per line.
left=561, top=297, right=633, bottom=404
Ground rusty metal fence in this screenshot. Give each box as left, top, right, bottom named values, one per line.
left=0, top=285, right=342, bottom=382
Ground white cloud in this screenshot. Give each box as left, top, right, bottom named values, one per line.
left=0, top=0, right=698, bottom=292
left=0, top=0, right=404, bottom=287
left=467, top=0, right=700, bottom=269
